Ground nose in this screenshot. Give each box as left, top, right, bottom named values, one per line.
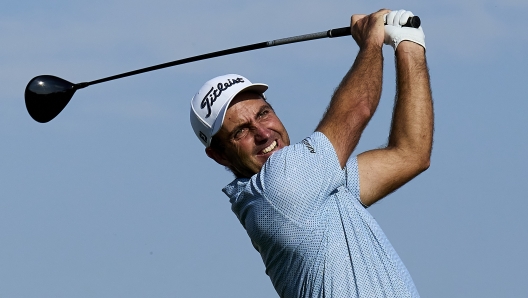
left=253, top=123, right=271, bottom=144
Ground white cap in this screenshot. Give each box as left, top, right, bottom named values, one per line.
left=190, top=74, right=268, bottom=147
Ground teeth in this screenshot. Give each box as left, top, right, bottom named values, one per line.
left=262, top=141, right=277, bottom=154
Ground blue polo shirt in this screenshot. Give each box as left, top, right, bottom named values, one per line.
left=223, top=132, right=419, bottom=298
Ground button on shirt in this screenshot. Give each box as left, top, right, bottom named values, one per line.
left=223, top=132, right=419, bottom=298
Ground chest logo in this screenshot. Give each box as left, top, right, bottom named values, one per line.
left=302, top=139, right=316, bottom=153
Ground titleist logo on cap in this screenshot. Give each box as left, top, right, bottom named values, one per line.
left=201, top=77, right=245, bottom=118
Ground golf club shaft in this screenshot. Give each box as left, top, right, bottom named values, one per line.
left=76, top=16, right=420, bottom=89
left=76, top=28, right=350, bottom=89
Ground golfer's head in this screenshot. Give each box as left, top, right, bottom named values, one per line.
left=190, top=74, right=290, bottom=177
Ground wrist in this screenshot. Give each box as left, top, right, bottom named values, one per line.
left=359, top=41, right=384, bottom=52
left=395, top=41, right=425, bottom=55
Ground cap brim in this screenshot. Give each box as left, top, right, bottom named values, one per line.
left=211, top=83, right=268, bottom=138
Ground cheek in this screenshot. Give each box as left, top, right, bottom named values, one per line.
left=270, top=117, right=285, bottom=130
left=238, top=140, right=255, bottom=156
left=228, top=140, right=253, bottom=159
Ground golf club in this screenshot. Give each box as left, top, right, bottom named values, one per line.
left=25, top=16, right=420, bottom=123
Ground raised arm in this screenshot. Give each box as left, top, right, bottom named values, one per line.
left=316, top=9, right=390, bottom=168
left=357, top=26, right=433, bottom=206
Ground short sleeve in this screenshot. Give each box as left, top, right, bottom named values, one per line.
left=250, top=132, right=347, bottom=223
left=345, top=156, right=368, bottom=208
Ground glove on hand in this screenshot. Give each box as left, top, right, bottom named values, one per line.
left=384, top=10, right=425, bottom=50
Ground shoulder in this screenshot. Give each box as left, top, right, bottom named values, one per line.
left=257, top=132, right=344, bottom=200
left=261, top=132, right=338, bottom=178
left=266, top=132, right=337, bottom=169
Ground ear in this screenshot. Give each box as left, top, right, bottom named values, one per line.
left=205, top=147, right=232, bottom=168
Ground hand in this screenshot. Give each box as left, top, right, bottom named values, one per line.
left=384, top=10, right=426, bottom=50
left=351, top=9, right=391, bottom=49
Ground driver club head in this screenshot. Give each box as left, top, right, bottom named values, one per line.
left=25, top=75, right=78, bottom=123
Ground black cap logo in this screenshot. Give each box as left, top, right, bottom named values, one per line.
left=200, top=77, right=245, bottom=118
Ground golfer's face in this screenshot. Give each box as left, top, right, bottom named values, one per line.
left=218, top=92, right=289, bottom=177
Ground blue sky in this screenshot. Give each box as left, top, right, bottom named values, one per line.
left=1, top=0, right=527, bottom=297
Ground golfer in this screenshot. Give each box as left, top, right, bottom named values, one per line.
left=190, top=9, right=432, bottom=298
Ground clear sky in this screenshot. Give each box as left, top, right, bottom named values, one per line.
left=1, top=0, right=527, bottom=297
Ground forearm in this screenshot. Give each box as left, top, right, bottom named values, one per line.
left=316, top=44, right=384, bottom=167
left=389, top=42, right=433, bottom=166
left=334, top=44, right=384, bottom=116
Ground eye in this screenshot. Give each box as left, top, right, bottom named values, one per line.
left=258, top=109, right=270, bottom=119
left=233, top=127, right=249, bottom=140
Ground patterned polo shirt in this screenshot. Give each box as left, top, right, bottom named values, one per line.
left=223, top=132, right=419, bottom=298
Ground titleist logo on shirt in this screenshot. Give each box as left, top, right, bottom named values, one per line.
left=201, top=78, right=245, bottom=118
left=302, top=139, right=316, bottom=153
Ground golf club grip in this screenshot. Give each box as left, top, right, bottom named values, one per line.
left=328, top=16, right=421, bottom=38
left=403, top=16, right=421, bottom=28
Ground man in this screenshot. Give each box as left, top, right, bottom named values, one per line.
left=190, top=9, right=432, bottom=298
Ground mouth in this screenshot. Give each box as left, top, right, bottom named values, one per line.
left=261, top=140, right=278, bottom=154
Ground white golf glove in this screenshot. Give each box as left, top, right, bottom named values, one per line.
left=384, top=10, right=425, bottom=50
